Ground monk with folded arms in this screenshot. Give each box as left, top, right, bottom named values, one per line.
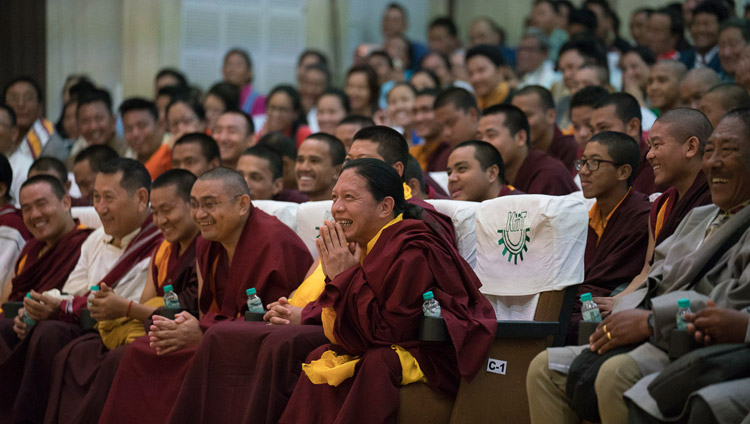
left=278, top=158, right=496, bottom=424
left=98, top=167, right=312, bottom=424
left=0, top=158, right=161, bottom=423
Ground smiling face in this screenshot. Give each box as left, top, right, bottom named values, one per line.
left=316, top=95, right=347, bottom=136
left=559, top=49, right=586, bottom=91
left=123, top=109, right=162, bottom=161
left=386, top=85, right=416, bottom=128
left=172, top=142, right=217, bottom=178
left=150, top=184, right=197, bottom=245
left=168, top=102, right=204, bottom=143
left=579, top=141, right=625, bottom=199
left=718, top=27, right=748, bottom=76
left=646, top=120, right=688, bottom=186
left=237, top=154, right=282, bottom=200
left=647, top=63, right=683, bottom=111
left=5, top=81, right=42, bottom=130
left=330, top=169, right=393, bottom=245
left=93, top=171, right=148, bottom=243
left=190, top=179, right=248, bottom=242
left=434, top=103, right=478, bottom=147
left=223, top=53, right=252, bottom=86
left=79, top=101, right=116, bottom=146
left=295, top=138, right=340, bottom=201
left=213, top=112, right=252, bottom=168
left=345, top=72, right=372, bottom=115
left=570, top=105, right=594, bottom=148
left=19, top=181, right=72, bottom=245
left=620, top=51, right=651, bottom=92
left=413, top=94, right=442, bottom=140
left=690, top=12, right=720, bottom=54
left=467, top=55, right=501, bottom=98
left=703, top=116, right=750, bottom=210
left=478, top=113, right=524, bottom=168
left=446, top=145, right=499, bottom=202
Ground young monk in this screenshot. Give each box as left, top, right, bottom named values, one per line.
left=446, top=140, right=520, bottom=201
left=98, top=167, right=312, bottom=424
left=44, top=169, right=200, bottom=424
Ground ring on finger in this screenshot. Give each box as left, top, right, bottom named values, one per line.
left=603, top=324, right=607, bottom=333
left=607, top=331, right=612, bottom=341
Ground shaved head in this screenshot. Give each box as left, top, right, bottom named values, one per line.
left=656, top=59, right=688, bottom=79
left=198, top=167, right=250, bottom=197
left=680, top=67, right=721, bottom=109
left=655, top=108, right=713, bottom=153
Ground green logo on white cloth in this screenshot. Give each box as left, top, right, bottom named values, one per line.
left=498, top=211, right=530, bottom=264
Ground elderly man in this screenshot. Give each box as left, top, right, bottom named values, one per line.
left=478, top=104, right=577, bottom=195
left=527, top=108, right=750, bottom=424
left=99, top=167, right=312, bottom=424
left=0, top=159, right=161, bottom=423
left=295, top=133, right=345, bottom=201
left=446, top=140, right=519, bottom=201
left=213, top=111, right=255, bottom=171
left=44, top=169, right=200, bottom=424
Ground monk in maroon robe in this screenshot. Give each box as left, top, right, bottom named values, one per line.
left=279, top=159, right=495, bottom=424
left=567, top=132, right=651, bottom=343
left=447, top=140, right=524, bottom=202
left=44, top=169, right=201, bottom=424
left=98, top=167, right=312, bottom=424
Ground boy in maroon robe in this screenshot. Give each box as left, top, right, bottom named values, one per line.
left=446, top=140, right=521, bottom=202
left=479, top=104, right=577, bottom=195
left=0, top=175, right=91, bottom=305
left=567, top=131, right=651, bottom=343
left=43, top=169, right=201, bottom=424
left=0, top=159, right=161, bottom=424
left=98, top=167, right=312, bottom=424
left=279, top=159, right=496, bottom=424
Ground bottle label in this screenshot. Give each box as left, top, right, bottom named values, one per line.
left=582, top=309, right=602, bottom=323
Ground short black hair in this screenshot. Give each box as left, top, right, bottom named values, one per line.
left=77, top=88, right=113, bottom=115
left=346, top=65, right=380, bottom=113
left=338, top=115, right=376, bottom=129
left=219, top=110, right=255, bottom=135
left=352, top=125, right=409, bottom=171
left=29, top=157, right=68, bottom=184
left=243, top=145, right=284, bottom=180
left=302, top=63, right=331, bottom=86
left=420, top=51, right=452, bottom=72
left=621, top=45, right=657, bottom=66
left=593, top=93, right=643, bottom=131
left=434, top=87, right=478, bottom=113
left=568, top=8, right=598, bottom=33
left=481, top=104, right=531, bottom=147
left=20, top=174, right=67, bottom=200
left=198, top=167, right=250, bottom=197
left=429, top=16, right=458, bottom=37
left=224, top=48, right=253, bottom=69
left=318, top=88, right=351, bottom=115
left=297, top=49, right=329, bottom=69
left=386, top=82, right=416, bottom=103
left=692, top=0, right=730, bottom=23
left=257, top=131, right=298, bottom=160
left=557, top=35, right=608, bottom=69
left=404, top=154, right=425, bottom=193
left=342, top=158, right=417, bottom=219
left=173, top=133, right=221, bottom=164
left=4, top=76, right=43, bottom=103
left=152, top=168, right=197, bottom=202
left=570, top=85, right=610, bottom=110
left=0, top=154, right=13, bottom=201
left=206, top=82, right=241, bottom=112
left=411, top=69, right=441, bottom=89
left=155, top=68, right=188, bottom=89
left=705, top=83, right=750, bottom=111
left=656, top=108, right=714, bottom=153
left=368, top=50, right=395, bottom=69
left=304, top=133, right=346, bottom=166
left=0, top=103, right=17, bottom=127
left=157, top=85, right=191, bottom=104
left=268, top=85, right=306, bottom=125
left=454, top=140, right=506, bottom=183
left=465, top=44, right=506, bottom=67
left=167, top=97, right=206, bottom=121
left=119, top=97, right=158, bottom=121
left=515, top=85, right=556, bottom=111
left=98, top=158, right=152, bottom=195
left=73, top=144, right=120, bottom=170
left=415, top=88, right=441, bottom=99
left=653, top=7, right=685, bottom=40
left=720, top=18, right=750, bottom=42
left=587, top=131, right=641, bottom=186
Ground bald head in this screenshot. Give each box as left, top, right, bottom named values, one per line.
left=680, top=67, right=721, bottom=109
left=700, top=83, right=750, bottom=127
left=198, top=166, right=250, bottom=197
left=655, top=108, right=713, bottom=153
left=648, top=60, right=688, bottom=112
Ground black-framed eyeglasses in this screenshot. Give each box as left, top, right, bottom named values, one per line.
left=574, top=159, right=620, bottom=171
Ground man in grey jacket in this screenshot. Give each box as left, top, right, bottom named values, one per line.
left=526, top=107, right=750, bottom=424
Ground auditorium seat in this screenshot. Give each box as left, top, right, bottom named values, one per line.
left=424, top=199, right=479, bottom=267
left=71, top=206, right=102, bottom=229
left=295, top=200, right=333, bottom=257
left=252, top=200, right=299, bottom=232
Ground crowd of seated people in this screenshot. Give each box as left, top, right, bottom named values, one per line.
left=1, top=0, right=750, bottom=422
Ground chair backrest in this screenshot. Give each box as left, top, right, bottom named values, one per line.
left=296, top=200, right=333, bottom=257
left=474, top=194, right=588, bottom=319
left=252, top=200, right=299, bottom=232
left=427, top=171, right=449, bottom=195
left=566, top=189, right=596, bottom=210
left=424, top=199, right=478, bottom=267
left=71, top=206, right=102, bottom=229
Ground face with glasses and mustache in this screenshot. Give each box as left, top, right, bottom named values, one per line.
left=190, top=179, right=250, bottom=243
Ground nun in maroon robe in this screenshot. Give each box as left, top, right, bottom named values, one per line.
left=98, top=206, right=312, bottom=424
left=278, top=205, right=496, bottom=423
left=43, top=238, right=198, bottom=424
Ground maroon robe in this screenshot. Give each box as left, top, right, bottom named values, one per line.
left=547, top=125, right=578, bottom=173
left=423, top=172, right=449, bottom=199
left=567, top=190, right=651, bottom=344
left=632, top=139, right=666, bottom=195
left=0, top=217, right=162, bottom=424
left=426, top=142, right=451, bottom=172
left=7, top=223, right=92, bottom=303
left=98, top=207, right=312, bottom=424
left=499, top=184, right=524, bottom=196
left=0, top=204, right=32, bottom=240
left=274, top=189, right=310, bottom=203
left=513, top=149, right=578, bottom=195
left=43, top=238, right=198, bottom=424
left=649, top=171, right=711, bottom=247
left=407, top=196, right=457, bottom=248
left=279, top=219, right=497, bottom=424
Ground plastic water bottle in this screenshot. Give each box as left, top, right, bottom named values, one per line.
left=246, top=288, right=264, bottom=313
left=581, top=292, right=602, bottom=323
left=422, top=291, right=442, bottom=318
left=87, top=285, right=100, bottom=309
left=22, top=292, right=36, bottom=329
left=163, top=285, right=180, bottom=308
left=676, top=298, right=692, bottom=330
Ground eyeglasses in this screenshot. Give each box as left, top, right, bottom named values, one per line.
left=574, top=158, right=620, bottom=171
left=189, top=194, right=242, bottom=212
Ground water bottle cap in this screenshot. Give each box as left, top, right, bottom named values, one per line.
left=246, top=288, right=257, bottom=296
left=164, top=285, right=174, bottom=292
left=422, top=291, right=434, bottom=300
left=580, top=292, right=592, bottom=302
left=90, top=285, right=100, bottom=291
left=678, top=298, right=690, bottom=308
left=26, top=292, right=32, bottom=299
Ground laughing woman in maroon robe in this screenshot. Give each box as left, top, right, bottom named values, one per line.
left=279, top=158, right=496, bottom=424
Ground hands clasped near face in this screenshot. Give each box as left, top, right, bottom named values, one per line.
left=316, top=220, right=361, bottom=281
